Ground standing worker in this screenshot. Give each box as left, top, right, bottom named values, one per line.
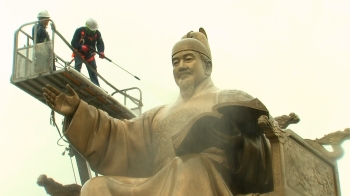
left=32, top=10, right=56, bottom=71
left=71, top=18, right=105, bottom=86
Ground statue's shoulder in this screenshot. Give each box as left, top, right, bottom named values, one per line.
left=217, top=89, right=254, bottom=104
left=215, top=89, right=269, bottom=118
left=142, top=105, right=166, bottom=118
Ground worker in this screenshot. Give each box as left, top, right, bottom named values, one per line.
left=32, top=10, right=56, bottom=71
left=71, top=18, right=105, bottom=86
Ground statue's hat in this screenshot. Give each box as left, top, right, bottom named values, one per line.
left=172, top=28, right=212, bottom=60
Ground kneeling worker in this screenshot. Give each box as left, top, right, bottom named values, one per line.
left=71, top=18, right=105, bottom=86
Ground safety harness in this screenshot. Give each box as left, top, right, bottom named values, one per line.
left=72, top=30, right=98, bottom=62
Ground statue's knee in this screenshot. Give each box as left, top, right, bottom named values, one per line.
left=81, top=176, right=110, bottom=196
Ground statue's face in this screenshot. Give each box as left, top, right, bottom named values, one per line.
left=172, top=51, right=207, bottom=88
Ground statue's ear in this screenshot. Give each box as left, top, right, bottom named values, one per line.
left=199, top=27, right=208, bottom=39
left=205, top=61, right=212, bottom=76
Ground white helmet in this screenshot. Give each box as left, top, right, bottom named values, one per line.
left=86, top=18, right=98, bottom=31
left=37, top=10, right=50, bottom=18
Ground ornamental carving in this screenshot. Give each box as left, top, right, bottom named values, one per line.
left=306, top=128, right=350, bottom=160
left=258, top=115, right=289, bottom=143
left=284, top=139, right=335, bottom=196
left=273, top=113, right=300, bottom=129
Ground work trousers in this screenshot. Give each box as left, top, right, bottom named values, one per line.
left=74, top=56, right=100, bottom=86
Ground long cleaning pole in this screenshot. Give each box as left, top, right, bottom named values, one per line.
left=88, top=46, right=140, bottom=80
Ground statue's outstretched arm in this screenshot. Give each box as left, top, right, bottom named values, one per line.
left=42, top=84, right=80, bottom=116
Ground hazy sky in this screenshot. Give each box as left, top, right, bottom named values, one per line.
left=1, top=0, right=350, bottom=195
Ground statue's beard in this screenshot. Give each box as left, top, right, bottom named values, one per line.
left=178, top=78, right=194, bottom=102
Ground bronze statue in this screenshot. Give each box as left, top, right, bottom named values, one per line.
left=42, top=28, right=273, bottom=196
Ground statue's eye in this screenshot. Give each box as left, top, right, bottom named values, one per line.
left=172, top=60, right=179, bottom=67
left=185, top=57, right=193, bottom=62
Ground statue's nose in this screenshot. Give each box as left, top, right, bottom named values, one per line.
left=178, top=60, right=186, bottom=69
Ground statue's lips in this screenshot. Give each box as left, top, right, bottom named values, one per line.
left=178, top=72, right=192, bottom=79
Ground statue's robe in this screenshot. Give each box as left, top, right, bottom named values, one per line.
left=64, top=78, right=273, bottom=196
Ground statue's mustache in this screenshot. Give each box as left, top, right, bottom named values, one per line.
left=178, top=70, right=192, bottom=78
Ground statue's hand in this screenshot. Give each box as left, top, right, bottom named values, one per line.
left=42, top=84, right=80, bottom=116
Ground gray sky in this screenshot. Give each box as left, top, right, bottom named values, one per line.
left=1, top=0, right=350, bottom=195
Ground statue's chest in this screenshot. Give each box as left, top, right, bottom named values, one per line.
left=151, top=103, right=211, bottom=172
left=155, top=107, right=201, bottom=136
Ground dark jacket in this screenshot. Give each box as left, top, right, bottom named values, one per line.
left=71, top=27, right=104, bottom=57
left=32, top=23, right=50, bottom=43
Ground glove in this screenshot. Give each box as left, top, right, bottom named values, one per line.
left=99, top=52, right=105, bottom=59
left=81, top=45, right=89, bottom=52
